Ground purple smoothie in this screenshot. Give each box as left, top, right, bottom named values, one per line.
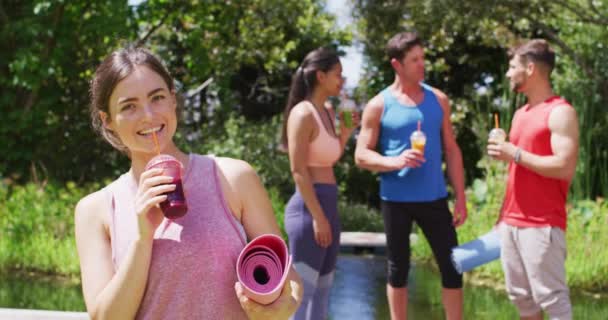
left=145, top=154, right=188, bottom=219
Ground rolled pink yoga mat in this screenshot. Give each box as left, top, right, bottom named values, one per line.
left=236, top=234, right=293, bottom=305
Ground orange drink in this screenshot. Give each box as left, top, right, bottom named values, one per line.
left=410, top=129, right=426, bottom=155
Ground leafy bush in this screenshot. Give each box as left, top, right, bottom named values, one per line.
left=191, top=114, right=293, bottom=199
left=0, top=181, right=100, bottom=275
left=339, top=201, right=383, bottom=232
left=268, top=187, right=287, bottom=239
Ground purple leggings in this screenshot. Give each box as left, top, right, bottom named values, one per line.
left=284, top=183, right=340, bottom=320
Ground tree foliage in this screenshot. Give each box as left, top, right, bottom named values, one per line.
left=1, top=0, right=135, bottom=182
left=353, top=0, right=607, bottom=97
left=1, top=0, right=350, bottom=182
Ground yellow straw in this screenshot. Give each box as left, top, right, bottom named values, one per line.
left=494, top=113, right=499, bottom=129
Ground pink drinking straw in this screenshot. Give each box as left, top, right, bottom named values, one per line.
left=417, top=120, right=421, bottom=132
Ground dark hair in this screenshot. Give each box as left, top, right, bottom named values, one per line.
left=386, top=32, right=423, bottom=62
left=89, top=45, right=175, bottom=154
left=509, top=39, right=555, bottom=74
left=280, top=47, right=340, bottom=150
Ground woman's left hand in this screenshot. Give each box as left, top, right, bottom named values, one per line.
left=339, top=110, right=361, bottom=135
left=235, top=280, right=298, bottom=320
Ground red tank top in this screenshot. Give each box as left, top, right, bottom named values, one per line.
left=501, top=96, right=572, bottom=231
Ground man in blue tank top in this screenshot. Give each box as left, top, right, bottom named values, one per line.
left=355, top=32, right=467, bottom=320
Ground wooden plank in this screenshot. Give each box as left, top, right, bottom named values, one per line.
left=0, top=309, right=88, bottom=320
left=340, top=231, right=386, bottom=248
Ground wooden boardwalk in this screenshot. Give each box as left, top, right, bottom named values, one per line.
left=340, top=231, right=386, bottom=248
left=0, top=308, right=88, bottom=320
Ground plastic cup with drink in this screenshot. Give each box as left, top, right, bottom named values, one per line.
left=489, top=113, right=506, bottom=143
left=146, top=133, right=188, bottom=219
left=340, top=95, right=357, bottom=129
left=397, top=120, right=425, bottom=177
left=410, top=120, right=426, bottom=155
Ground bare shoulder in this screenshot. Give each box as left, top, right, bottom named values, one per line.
left=551, top=102, right=577, bottom=118
left=287, top=101, right=317, bottom=139
left=213, top=156, right=263, bottom=220
left=363, top=93, right=384, bottom=117
left=214, top=156, right=258, bottom=184
left=430, top=86, right=450, bottom=108
left=548, top=103, right=578, bottom=132
left=74, top=189, right=110, bottom=230
left=289, top=101, right=315, bottom=120
left=367, top=93, right=384, bottom=110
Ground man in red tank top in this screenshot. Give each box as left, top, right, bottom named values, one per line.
left=487, top=39, right=579, bottom=320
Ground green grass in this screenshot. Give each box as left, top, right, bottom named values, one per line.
left=0, top=181, right=95, bottom=277
left=411, top=161, right=608, bottom=293
left=1, top=174, right=606, bottom=294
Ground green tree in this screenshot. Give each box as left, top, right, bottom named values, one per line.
left=136, top=0, right=350, bottom=119
left=1, top=0, right=135, bottom=182
left=1, top=0, right=350, bottom=183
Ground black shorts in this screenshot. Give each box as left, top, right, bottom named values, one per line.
left=381, top=198, right=462, bottom=289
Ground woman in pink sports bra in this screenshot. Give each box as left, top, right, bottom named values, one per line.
left=74, top=46, right=302, bottom=320
left=280, top=47, right=360, bottom=320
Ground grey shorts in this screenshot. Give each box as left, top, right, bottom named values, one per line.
left=499, top=223, right=571, bottom=319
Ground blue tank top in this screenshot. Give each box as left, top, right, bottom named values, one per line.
left=378, top=84, right=448, bottom=202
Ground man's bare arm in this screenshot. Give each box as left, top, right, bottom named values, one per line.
left=355, top=95, right=408, bottom=172
left=516, top=105, right=579, bottom=181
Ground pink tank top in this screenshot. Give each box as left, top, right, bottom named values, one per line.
left=305, top=102, right=341, bottom=167
left=104, top=154, right=248, bottom=320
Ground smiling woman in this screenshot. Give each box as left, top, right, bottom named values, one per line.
left=75, top=45, right=302, bottom=320
left=98, top=68, right=177, bottom=157
left=89, top=48, right=178, bottom=156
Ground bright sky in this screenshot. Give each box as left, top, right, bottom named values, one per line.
left=326, top=0, right=363, bottom=90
